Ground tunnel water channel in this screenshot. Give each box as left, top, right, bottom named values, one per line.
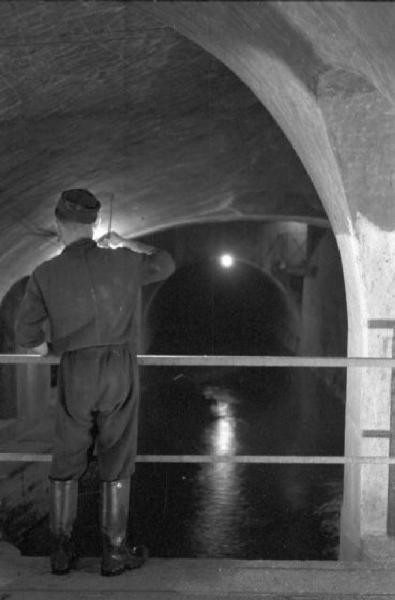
left=0, top=256, right=345, bottom=560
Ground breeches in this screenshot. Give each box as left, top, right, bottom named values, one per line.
left=49, top=345, right=139, bottom=482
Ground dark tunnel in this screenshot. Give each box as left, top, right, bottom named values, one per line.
left=145, top=257, right=300, bottom=356
left=135, top=256, right=344, bottom=560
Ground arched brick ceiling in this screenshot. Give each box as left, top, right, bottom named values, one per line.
left=145, top=1, right=395, bottom=233
left=0, top=1, right=326, bottom=296
left=1, top=1, right=394, bottom=296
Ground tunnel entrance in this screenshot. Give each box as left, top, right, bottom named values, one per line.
left=146, top=257, right=299, bottom=356
left=0, top=225, right=346, bottom=562
left=0, top=0, right=371, bottom=561
left=133, top=244, right=345, bottom=560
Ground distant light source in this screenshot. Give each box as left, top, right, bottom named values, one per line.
left=219, top=254, right=234, bottom=268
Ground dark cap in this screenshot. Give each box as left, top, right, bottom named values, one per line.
left=55, top=189, right=101, bottom=224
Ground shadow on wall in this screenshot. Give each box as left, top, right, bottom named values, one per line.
left=0, top=277, right=29, bottom=418
left=300, top=227, right=347, bottom=400
left=144, top=257, right=300, bottom=357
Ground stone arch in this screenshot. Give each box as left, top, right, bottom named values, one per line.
left=143, top=3, right=366, bottom=358
left=143, top=3, right=375, bottom=558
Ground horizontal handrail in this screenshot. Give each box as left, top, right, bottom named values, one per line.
left=1, top=353, right=394, bottom=465
left=1, top=354, right=395, bottom=367
left=0, top=453, right=395, bottom=464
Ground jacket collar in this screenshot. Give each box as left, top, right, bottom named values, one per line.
left=62, top=238, right=97, bottom=253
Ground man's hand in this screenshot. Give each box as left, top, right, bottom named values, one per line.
left=97, top=231, right=125, bottom=249
left=98, top=231, right=156, bottom=255
left=26, top=342, right=49, bottom=356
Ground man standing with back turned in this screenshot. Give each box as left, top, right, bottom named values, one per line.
left=15, top=189, right=175, bottom=576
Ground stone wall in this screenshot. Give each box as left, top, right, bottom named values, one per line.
left=300, top=227, right=347, bottom=399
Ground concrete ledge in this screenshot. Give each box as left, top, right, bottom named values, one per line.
left=1, top=557, right=395, bottom=599
left=361, top=534, right=395, bottom=563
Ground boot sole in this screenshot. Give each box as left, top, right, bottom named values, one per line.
left=101, top=567, right=126, bottom=577
left=51, top=554, right=78, bottom=575
left=52, top=568, right=72, bottom=576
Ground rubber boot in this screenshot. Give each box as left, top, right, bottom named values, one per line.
left=100, top=479, right=147, bottom=576
left=49, top=479, right=78, bottom=575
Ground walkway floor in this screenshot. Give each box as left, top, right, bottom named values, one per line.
left=0, top=547, right=395, bottom=600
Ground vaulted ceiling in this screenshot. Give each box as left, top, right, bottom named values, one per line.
left=1, top=1, right=394, bottom=297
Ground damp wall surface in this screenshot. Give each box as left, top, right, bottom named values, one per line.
left=0, top=277, right=29, bottom=419
left=300, top=228, right=348, bottom=400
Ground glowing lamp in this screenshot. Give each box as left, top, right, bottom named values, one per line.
left=219, top=253, right=234, bottom=268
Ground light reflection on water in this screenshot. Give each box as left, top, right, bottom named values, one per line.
left=210, top=401, right=236, bottom=456
left=1, top=367, right=344, bottom=560
left=192, top=392, right=244, bottom=556
left=143, top=367, right=345, bottom=560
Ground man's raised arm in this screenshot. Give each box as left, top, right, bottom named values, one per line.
left=99, top=231, right=175, bottom=284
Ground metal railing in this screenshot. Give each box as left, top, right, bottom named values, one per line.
left=2, top=353, right=395, bottom=367
left=0, top=353, right=394, bottom=465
